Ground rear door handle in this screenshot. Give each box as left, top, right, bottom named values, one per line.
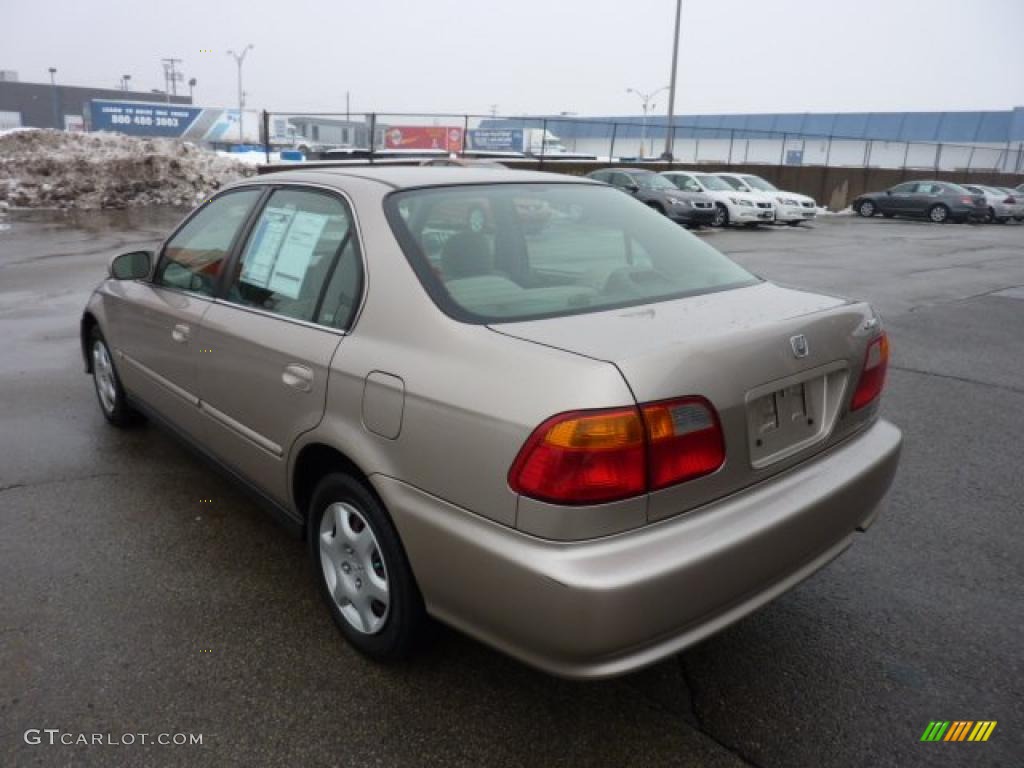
left=171, top=323, right=191, bottom=343
left=282, top=364, right=314, bottom=393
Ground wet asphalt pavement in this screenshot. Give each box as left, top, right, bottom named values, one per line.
left=1, top=208, right=1022, bottom=767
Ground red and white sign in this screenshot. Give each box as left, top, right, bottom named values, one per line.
left=384, top=125, right=463, bottom=152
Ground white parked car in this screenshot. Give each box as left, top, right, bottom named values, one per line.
left=661, top=170, right=773, bottom=228
left=961, top=184, right=1018, bottom=223
left=994, top=188, right=1024, bottom=221
left=716, top=173, right=818, bottom=225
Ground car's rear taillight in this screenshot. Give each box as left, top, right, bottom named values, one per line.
left=1004, top=196, right=1016, bottom=204
left=508, top=407, right=646, bottom=505
left=960, top=196, right=975, bottom=205
left=509, top=397, right=726, bottom=505
left=642, top=397, right=725, bottom=489
left=851, top=333, right=890, bottom=411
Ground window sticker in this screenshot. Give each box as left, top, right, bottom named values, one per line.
left=240, top=207, right=329, bottom=300
left=267, top=211, right=328, bottom=299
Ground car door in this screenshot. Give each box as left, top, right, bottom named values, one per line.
left=108, top=188, right=264, bottom=439
left=881, top=182, right=917, bottom=214
left=609, top=172, right=639, bottom=197
left=194, top=186, right=364, bottom=507
left=911, top=183, right=945, bottom=215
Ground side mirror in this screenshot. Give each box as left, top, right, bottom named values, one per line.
left=885, top=190, right=892, bottom=195
left=109, top=250, right=153, bottom=280
left=625, top=184, right=640, bottom=194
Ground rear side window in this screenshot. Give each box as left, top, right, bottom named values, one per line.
left=227, top=188, right=361, bottom=326
left=386, top=183, right=758, bottom=323
left=156, top=189, right=262, bottom=296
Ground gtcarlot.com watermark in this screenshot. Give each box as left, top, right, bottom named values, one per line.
left=24, top=729, right=203, bottom=747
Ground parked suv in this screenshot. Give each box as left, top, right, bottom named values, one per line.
left=853, top=181, right=988, bottom=223
left=81, top=168, right=901, bottom=679
left=587, top=168, right=717, bottom=228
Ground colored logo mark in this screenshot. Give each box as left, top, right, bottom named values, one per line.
left=920, top=721, right=997, bottom=742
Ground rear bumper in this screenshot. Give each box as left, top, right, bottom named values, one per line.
left=377, top=418, right=902, bottom=679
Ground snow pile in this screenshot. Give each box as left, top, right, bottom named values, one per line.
left=0, top=130, right=255, bottom=209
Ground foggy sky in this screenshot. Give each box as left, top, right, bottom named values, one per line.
left=3, top=0, right=1022, bottom=117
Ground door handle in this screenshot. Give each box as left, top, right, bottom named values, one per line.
left=282, top=364, right=314, bottom=393
left=171, top=323, right=191, bottom=343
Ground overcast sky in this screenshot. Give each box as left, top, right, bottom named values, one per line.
left=3, top=0, right=1022, bottom=117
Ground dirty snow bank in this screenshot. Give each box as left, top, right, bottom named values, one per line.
left=0, top=130, right=254, bottom=209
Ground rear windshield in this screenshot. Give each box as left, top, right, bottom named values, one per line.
left=385, top=183, right=759, bottom=323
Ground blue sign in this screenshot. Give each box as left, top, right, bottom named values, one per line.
left=785, top=149, right=804, bottom=166
left=466, top=128, right=524, bottom=152
left=89, top=100, right=204, bottom=138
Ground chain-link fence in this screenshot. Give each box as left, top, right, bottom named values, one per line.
left=259, top=110, right=1024, bottom=175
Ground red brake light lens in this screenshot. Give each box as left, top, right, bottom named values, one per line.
left=508, top=407, right=646, bottom=505
left=509, top=397, right=726, bottom=505
left=960, top=196, right=975, bottom=205
left=642, top=397, right=726, bottom=489
left=851, top=333, right=890, bottom=411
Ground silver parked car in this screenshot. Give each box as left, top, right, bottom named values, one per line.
left=961, top=184, right=1018, bottom=223
left=81, top=168, right=902, bottom=679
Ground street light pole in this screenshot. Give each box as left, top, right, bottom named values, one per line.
left=121, top=74, right=131, bottom=91
left=47, top=67, right=59, bottom=129
left=626, top=86, right=668, bottom=159
left=227, top=45, right=254, bottom=143
left=188, top=78, right=196, bottom=101
left=663, top=0, right=682, bottom=160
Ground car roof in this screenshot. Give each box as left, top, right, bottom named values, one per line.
left=247, top=165, right=595, bottom=190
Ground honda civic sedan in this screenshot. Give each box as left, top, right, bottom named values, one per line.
left=81, top=167, right=902, bottom=679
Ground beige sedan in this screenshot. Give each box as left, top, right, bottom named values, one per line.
left=81, top=167, right=901, bottom=678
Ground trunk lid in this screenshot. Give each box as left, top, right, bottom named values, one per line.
left=492, top=281, right=882, bottom=522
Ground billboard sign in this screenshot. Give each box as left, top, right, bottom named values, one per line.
left=466, top=128, right=524, bottom=152
left=383, top=125, right=463, bottom=152
left=89, top=100, right=261, bottom=143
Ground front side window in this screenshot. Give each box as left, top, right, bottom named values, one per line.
left=227, top=188, right=360, bottom=326
left=386, top=183, right=758, bottom=323
left=668, top=175, right=702, bottom=193
left=890, top=182, right=917, bottom=194
left=695, top=174, right=733, bottom=192
left=156, top=189, right=263, bottom=296
left=636, top=174, right=677, bottom=190
left=742, top=175, right=777, bottom=192
left=717, top=176, right=747, bottom=191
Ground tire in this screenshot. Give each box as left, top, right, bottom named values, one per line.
left=786, top=220, right=802, bottom=227
left=713, top=204, right=729, bottom=227
left=308, top=472, right=425, bottom=662
left=928, top=204, right=950, bottom=223
left=984, top=207, right=995, bottom=224
left=857, top=199, right=876, bottom=217
left=89, top=326, right=138, bottom=427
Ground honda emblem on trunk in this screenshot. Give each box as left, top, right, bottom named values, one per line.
left=790, top=334, right=809, bottom=358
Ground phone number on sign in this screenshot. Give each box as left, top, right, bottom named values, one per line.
left=109, top=114, right=181, bottom=127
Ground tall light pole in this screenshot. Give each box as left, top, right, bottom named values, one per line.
left=121, top=74, right=131, bottom=91
left=626, top=86, right=668, bottom=159
left=663, top=0, right=683, bottom=160
left=47, top=67, right=59, bottom=129
left=227, top=45, right=254, bottom=143
left=188, top=77, right=196, bottom=101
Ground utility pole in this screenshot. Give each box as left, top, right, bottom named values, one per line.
left=345, top=91, right=350, bottom=123
left=161, top=58, right=182, bottom=103
left=48, top=68, right=58, bottom=129
left=121, top=74, right=131, bottom=91
left=663, top=0, right=682, bottom=160
left=227, top=45, right=254, bottom=143
left=188, top=77, right=196, bottom=101
left=626, top=86, right=667, bottom=159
